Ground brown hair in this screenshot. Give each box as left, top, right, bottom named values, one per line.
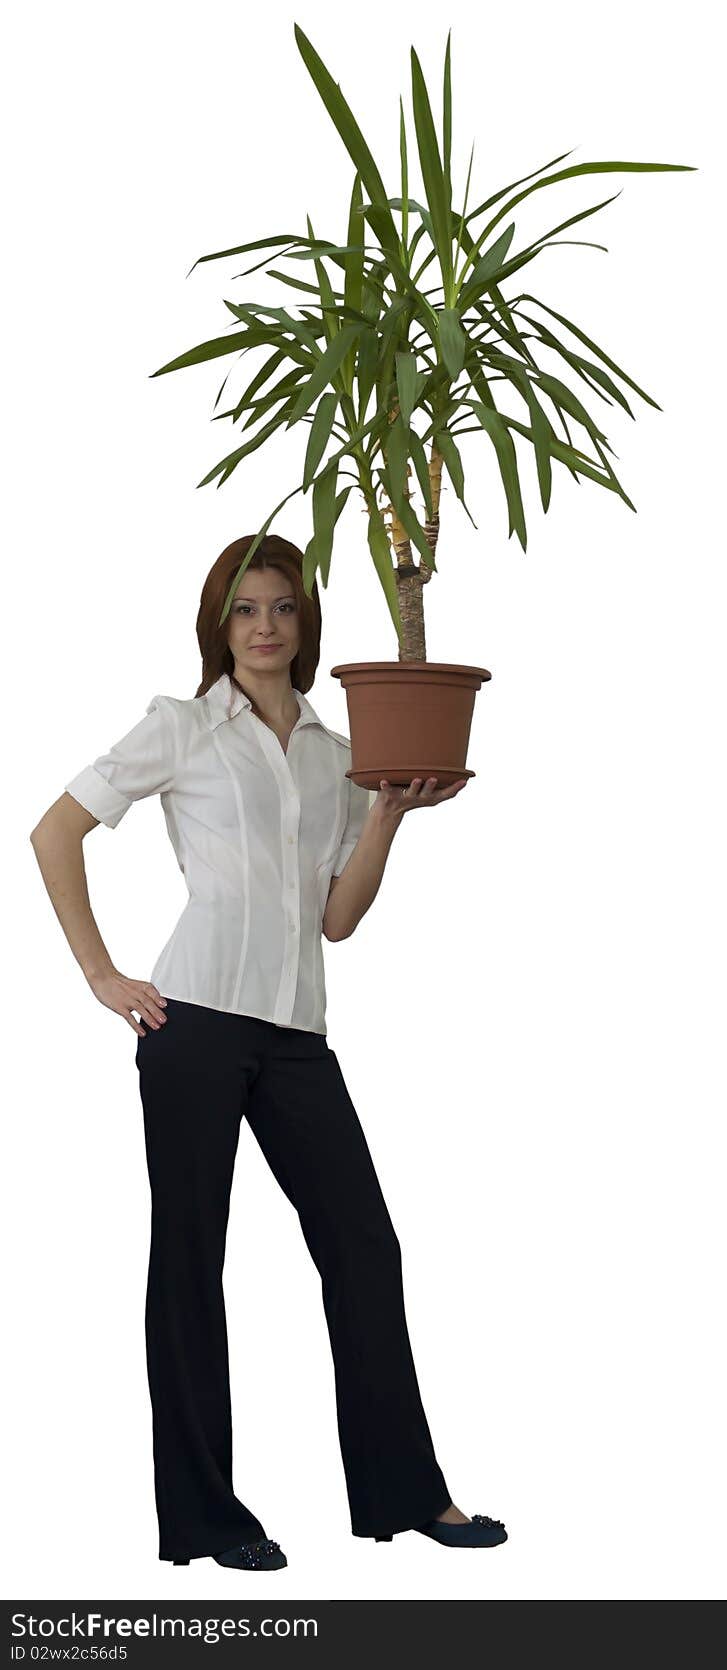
left=194, top=534, right=321, bottom=699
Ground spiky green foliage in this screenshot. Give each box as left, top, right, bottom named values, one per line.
left=150, top=25, right=695, bottom=640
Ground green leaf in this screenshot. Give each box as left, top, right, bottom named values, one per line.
left=519, top=314, right=636, bottom=415
left=477, top=236, right=610, bottom=298
left=223, top=301, right=321, bottom=359
left=395, top=350, right=418, bottom=427
left=400, top=98, right=410, bottom=252
left=469, top=300, right=540, bottom=373
left=234, top=374, right=308, bottom=436
left=302, top=485, right=352, bottom=595
left=443, top=31, right=453, bottom=214
left=186, top=234, right=307, bottom=278
left=382, top=409, right=410, bottom=509
left=513, top=188, right=623, bottom=267
left=466, top=400, right=528, bottom=550
left=342, top=174, right=365, bottom=392
left=293, top=25, right=401, bottom=263
left=587, top=433, right=637, bottom=512
left=450, top=159, right=693, bottom=320
left=391, top=194, right=437, bottom=256
left=303, top=392, right=339, bottom=491
left=264, top=267, right=320, bottom=297
left=219, top=484, right=306, bottom=624
left=150, top=328, right=265, bottom=378
left=410, top=45, right=454, bottom=294
left=285, top=323, right=362, bottom=428
left=453, top=139, right=476, bottom=278
left=457, top=223, right=516, bottom=300
left=302, top=531, right=321, bottom=596
left=486, top=281, right=520, bottom=340
left=311, top=456, right=339, bottom=586
left=569, top=357, right=635, bottom=415
left=457, top=147, right=580, bottom=226
left=227, top=347, right=287, bottom=421
left=534, top=371, right=608, bottom=442
left=380, top=414, right=435, bottom=570
left=367, top=501, right=403, bottom=639
left=438, top=308, right=466, bottom=378
left=197, top=407, right=295, bottom=488
left=486, top=409, right=637, bottom=508
left=470, top=159, right=696, bottom=249
left=408, top=425, right=434, bottom=521
left=430, top=424, right=478, bottom=528
left=433, top=423, right=463, bottom=496
left=357, top=326, right=380, bottom=426
left=514, top=292, right=662, bottom=410
left=333, top=483, right=353, bottom=526
left=307, top=213, right=339, bottom=352
left=502, top=363, right=553, bottom=512
left=379, top=459, right=438, bottom=572
left=466, top=363, right=498, bottom=413
left=283, top=238, right=369, bottom=270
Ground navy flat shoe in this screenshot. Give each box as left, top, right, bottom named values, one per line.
left=214, top=1539, right=287, bottom=1570
left=173, top=1538, right=287, bottom=1570
left=416, top=1512, right=507, bottom=1548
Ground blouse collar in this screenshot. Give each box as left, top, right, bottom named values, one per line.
left=203, top=671, right=326, bottom=733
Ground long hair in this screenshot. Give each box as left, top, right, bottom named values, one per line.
left=194, top=534, right=322, bottom=698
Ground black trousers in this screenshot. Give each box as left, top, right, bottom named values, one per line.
left=135, top=998, right=451, bottom=1561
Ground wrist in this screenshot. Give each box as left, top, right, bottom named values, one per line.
left=369, top=798, right=403, bottom=836
left=84, top=960, right=115, bottom=983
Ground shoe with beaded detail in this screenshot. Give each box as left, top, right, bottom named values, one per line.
left=415, top=1512, right=507, bottom=1548
left=173, top=1537, right=287, bottom=1570
left=214, top=1538, right=287, bottom=1570
left=374, top=1512, right=507, bottom=1547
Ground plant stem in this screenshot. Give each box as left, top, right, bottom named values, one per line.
left=379, top=404, right=443, bottom=663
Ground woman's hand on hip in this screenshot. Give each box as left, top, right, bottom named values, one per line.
left=87, top=969, right=168, bottom=1037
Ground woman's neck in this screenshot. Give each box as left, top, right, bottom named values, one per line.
left=231, top=671, right=299, bottom=728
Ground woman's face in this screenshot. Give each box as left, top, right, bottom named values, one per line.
left=227, top=566, right=301, bottom=681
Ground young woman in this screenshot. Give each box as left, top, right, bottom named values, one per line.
left=31, top=533, right=508, bottom=1570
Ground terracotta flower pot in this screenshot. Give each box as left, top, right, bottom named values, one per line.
left=329, top=661, right=492, bottom=790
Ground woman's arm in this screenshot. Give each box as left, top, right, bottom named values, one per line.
left=30, top=796, right=116, bottom=982
left=30, top=797, right=168, bottom=1036
left=322, top=773, right=470, bottom=942
left=322, top=799, right=401, bottom=941
left=29, top=696, right=178, bottom=1034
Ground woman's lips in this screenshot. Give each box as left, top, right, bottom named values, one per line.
left=251, top=645, right=281, bottom=652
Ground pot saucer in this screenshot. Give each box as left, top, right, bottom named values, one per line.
left=347, top=764, right=476, bottom=790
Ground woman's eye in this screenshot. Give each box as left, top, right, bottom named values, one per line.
left=236, top=602, right=295, bottom=614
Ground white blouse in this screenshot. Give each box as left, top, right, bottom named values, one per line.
left=64, top=671, right=376, bottom=1034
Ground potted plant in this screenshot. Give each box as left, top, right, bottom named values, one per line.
left=150, top=25, right=694, bottom=790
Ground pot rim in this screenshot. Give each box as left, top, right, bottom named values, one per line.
left=330, top=660, right=491, bottom=679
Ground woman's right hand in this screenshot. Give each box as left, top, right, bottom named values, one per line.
left=87, top=969, right=168, bottom=1037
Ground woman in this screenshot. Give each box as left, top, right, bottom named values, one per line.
left=31, top=533, right=508, bottom=1570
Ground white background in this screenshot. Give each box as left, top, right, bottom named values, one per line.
left=4, top=0, right=724, bottom=1604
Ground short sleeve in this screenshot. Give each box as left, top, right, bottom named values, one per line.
left=332, top=777, right=377, bottom=875
left=64, top=695, right=177, bottom=829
